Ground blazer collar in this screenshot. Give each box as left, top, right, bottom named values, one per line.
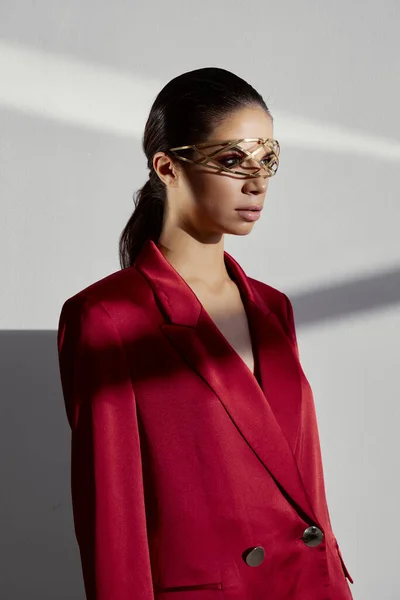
left=134, top=238, right=320, bottom=526
left=135, top=237, right=259, bottom=327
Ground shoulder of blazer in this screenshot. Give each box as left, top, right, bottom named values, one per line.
left=247, top=276, right=295, bottom=343
left=58, top=266, right=151, bottom=324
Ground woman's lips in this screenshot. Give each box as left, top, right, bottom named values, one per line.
left=235, top=209, right=261, bottom=222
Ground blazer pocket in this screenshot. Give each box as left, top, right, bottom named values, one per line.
left=155, top=581, right=223, bottom=593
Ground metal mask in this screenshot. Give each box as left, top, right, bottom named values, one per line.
left=167, top=137, right=280, bottom=179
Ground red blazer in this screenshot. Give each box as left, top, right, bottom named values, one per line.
left=57, top=238, right=354, bottom=600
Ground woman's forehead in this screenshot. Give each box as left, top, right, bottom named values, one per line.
left=194, top=137, right=276, bottom=152
left=211, top=105, right=273, bottom=135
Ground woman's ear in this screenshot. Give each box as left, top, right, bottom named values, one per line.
left=152, top=152, right=180, bottom=187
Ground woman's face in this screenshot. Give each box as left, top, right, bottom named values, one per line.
left=158, top=105, right=276, bottom=238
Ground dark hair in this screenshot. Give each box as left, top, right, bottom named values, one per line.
left=118, top=67, right=271, bottom=268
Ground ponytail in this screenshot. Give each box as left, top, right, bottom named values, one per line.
left=119, top=171, right=166, bottom=269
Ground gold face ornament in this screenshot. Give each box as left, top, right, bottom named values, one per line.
left=167, top=137, right=280, bottom=179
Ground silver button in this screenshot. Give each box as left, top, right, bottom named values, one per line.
left=302, top=526, right=324, bottom=547
left=243, top=546, right=265, bottom=566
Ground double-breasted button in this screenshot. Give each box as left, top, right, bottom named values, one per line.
left=302, top=526, right=324, bottom=547
left=243, top=546, right=265, bottom=566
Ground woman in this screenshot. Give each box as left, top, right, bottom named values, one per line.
left=57, top=67, right=354, bottom=600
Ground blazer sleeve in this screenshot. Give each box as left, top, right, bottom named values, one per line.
left=281, top=292, right=300, bottom=360
left=281, top=292, right=354, bottom=585
left=57, top=294, right=155, bottom=600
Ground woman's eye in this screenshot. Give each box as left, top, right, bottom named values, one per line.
left=261, top=154, right=273, bottom=166
left=219, top=154, right=275, bottom=169
left=219, top=155, right=242, bottom=168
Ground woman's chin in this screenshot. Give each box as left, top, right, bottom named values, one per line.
left=223, top=222, right=256, bottom=236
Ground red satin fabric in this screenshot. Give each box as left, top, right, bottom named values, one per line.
left=57, top=238, right=354, bottom=599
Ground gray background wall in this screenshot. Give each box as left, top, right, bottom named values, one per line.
left=1, top=1, right=399, bottom=598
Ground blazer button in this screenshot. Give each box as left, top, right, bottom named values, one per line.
left=302, top=526, right=324, bottom=547
left=243, top=546, right=265, bottom=566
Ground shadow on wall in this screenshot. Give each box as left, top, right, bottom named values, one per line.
left=0, top=329, right=83, bottom=600
left=291, top=265, right=400, bottom=325
left=0, top=265, right=399, bottom=599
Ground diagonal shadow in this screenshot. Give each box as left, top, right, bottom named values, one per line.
left=1, top=41, right=400, bottom=162
left=289, top=265, right=400, bottom=327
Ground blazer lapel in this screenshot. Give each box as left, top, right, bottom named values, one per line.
left=135, top=239, right=319, bottom=526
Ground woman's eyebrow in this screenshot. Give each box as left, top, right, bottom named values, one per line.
left=217, top=145, right=243, bottom=153
left=222, top=144, right=270, bottom=154
left=200, top=140, right=274, bottom=156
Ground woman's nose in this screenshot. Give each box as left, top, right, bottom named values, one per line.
left=242, top=176, right=268, bottom=194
